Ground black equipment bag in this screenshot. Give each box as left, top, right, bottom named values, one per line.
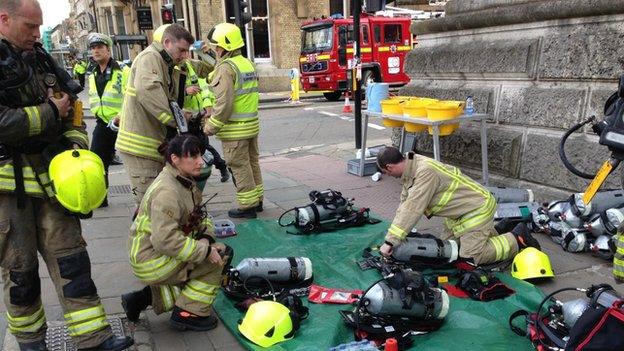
left=565, top=300, right=624, bottom=351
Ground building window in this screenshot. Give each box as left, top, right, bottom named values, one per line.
left=115, top=8, right=129, bottom=59
left=251, top=0, right=270, bottom=61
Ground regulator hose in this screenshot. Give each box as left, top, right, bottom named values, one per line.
left=558, top=116, right=597, bottom=180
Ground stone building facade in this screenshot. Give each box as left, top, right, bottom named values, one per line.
left=400, top=0, right=624, bottom=199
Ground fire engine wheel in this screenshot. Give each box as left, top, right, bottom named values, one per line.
left=323, top=91, right=343, bottom=101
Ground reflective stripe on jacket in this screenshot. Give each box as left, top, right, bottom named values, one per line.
left=128, top=164, right=213, bottom=284
left=207, top=54, right=259, bottom=141
left=88, top=63, right=130, bottom=124
left=385, top=153, right=495, bottom=246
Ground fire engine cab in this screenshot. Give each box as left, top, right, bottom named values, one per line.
left=299, top=13, right=412, bottom=101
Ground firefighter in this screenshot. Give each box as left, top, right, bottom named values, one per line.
left=115, top=24, right=212, bottom=204
left=87, top=32, right=130, bottom=208
left=73, top=54, right=88, bottom=88
left=614, top=232, right=624, bottom=283
left=203, top=23, right=263, bottom=218
left=0, top=1, right=133, bottom=350
left=377, top=147, right=540, bottom=265
left=121, top=134, right=228, bottom=331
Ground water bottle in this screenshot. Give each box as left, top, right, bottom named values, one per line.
left=465, top=96, right=474, bottom=115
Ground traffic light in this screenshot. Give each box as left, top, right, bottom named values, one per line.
left=233, top=0, right=252, bottom=27
left=161, top=4, right=176, bottom=24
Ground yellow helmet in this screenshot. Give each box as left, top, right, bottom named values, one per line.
left=207, top=23, right=244, bottom=51
left=511, top=247, right=554, bottom=280
left=153, top=24, right=171, bottom=43
left=49, top=150, right=107, bottom=215
left=238, top=301, right=296, bottom=347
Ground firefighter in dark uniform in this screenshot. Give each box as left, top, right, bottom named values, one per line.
left=0, top=1, right=133, bottom=350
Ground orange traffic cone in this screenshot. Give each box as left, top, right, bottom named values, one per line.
left=342, top=92, right=353, bottom=114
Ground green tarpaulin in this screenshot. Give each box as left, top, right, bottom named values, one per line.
left=213, top=219, right=543, bottom=350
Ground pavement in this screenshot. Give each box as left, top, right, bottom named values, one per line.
left=0, top=89, right=621, bottom=350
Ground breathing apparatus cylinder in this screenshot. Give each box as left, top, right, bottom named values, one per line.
left=565, top=190, right=624, bottom=222
left=586, top=207, right=624, bottom=237
left=546, top=200, right=571, bottom=221
left=487, top=186, right=534, bottom=203
left=295, top=190, right=349, bottom=228
left=561, top=228, right=588, bottom=253
left=561, top=298, right=590, bottom=329
left=233, top=258, right=313, bottom=283
left=391, top=237, right=459, bottom=264
left=362, top=271, right=449, bottom=319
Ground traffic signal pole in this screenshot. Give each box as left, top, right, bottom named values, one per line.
left=354, top=0, right=362, bottom=149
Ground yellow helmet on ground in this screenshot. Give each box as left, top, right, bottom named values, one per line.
left=238, top=301, right=296, bottom=347
left=511, top=247, right=554, bottom=280
left=49, top=150, right=107, bottom=215
left=153, top=24, right=171, bottom=43
left=207, top=23, right=244, bottom=51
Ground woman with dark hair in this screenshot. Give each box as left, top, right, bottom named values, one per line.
left=121, top=134, right=230, bottom=331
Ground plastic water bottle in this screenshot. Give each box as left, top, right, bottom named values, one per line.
left=465, top=96, right=475, bottom=115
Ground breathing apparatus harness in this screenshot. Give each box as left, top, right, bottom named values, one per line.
left=340, top=267, right=447, bottom=348
left=510, top=284, right=624, bottom=351
left=278, top=189, right=381, bottom=234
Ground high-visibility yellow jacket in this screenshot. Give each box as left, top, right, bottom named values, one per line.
left=385, top=152, right=496, bottom=246
left=73, top=60, right=88, bottom=75
left=614, top=233, right=624, bottom=282
left=182, top=62, right=214, bottom=113
left=128, top=164, right=215, bottom=284
left=116, top=42, right=212, bottom=161
left=88, top=61, right=130, bottom=124
left=205, top=50, right=259, bottom=141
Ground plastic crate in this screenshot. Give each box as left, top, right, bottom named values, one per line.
left=347, top=158, right=378, bottom=176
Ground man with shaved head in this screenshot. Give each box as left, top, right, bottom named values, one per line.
left=0, top=1, right=133, bottom=350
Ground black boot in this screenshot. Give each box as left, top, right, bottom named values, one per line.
left=512, top=222, right=541, bottom=250
left=228, top=207, right=257, bottom=219
left=218, top=167, right=230, bottom=183
left=99, top=196, right=109, bottom=208
left=19, top=340, right=47, bottom=351
left=169, top=306, right=218, bottom=331
left=255, top=201, right=263, bottom=212
left=121, top=286, right=152, bottom=323
left=77, top=336, right=134, bottom=351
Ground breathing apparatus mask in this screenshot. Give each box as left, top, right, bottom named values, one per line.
left=278, top=189, right=380, bottom=234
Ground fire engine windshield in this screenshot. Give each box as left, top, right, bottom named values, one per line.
left=301, top=26, right=333, bottom=54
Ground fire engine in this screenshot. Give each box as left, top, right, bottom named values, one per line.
left=299, top=13, right=412, bottom=101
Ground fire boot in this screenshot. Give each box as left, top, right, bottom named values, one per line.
left=256, top=201, right=263, bottom=212
left=512, top=222, right=541, bottom=250
left=228, top=207, right=257, bottom=219
left=169, top=306, right=219, bottom=331
left=77, top=336, right=134, bottom=351
left=19, top=340, right=46, bottom=351
left=218, top=166, right=230, bottom=183
left=121, top=286, right=152, bottom=323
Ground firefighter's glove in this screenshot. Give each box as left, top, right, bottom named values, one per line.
left=456, top=269, right=514, bottom=301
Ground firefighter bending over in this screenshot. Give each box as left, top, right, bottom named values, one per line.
left=377, top=147, right=540, bottom=265
left=122, top=134, right=230, bottom=331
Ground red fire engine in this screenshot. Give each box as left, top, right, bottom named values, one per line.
left=299, top=13, right=412, bottom=101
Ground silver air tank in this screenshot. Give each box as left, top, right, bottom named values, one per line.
left=547, top=201, right=570, bottom=221
left=585, top=207, right=624, bottom=237
left=296, top=203, right=348, bottom=228
left=487, top=187, right=534, bottom=203
left=234, top=257, right=313, bottom=283
left=561, top=298, right=590, bottom=329
left=391, top=237, right=459, bottom=264
left=561, top=228, right=588, bottom=253
left=363, top=280, right=449, bottom=319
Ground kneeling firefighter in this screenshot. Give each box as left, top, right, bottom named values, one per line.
left=0, top=1, right=133, bottom=350
left=122, top=134, right=232, bottom=331
left=377, top=147, right=541, bottom=265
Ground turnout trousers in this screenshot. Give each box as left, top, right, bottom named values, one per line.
left=221, top=136, right=263, bottom=210
left=0, top=194, right=112, bottom=347
left=119, top=152, right=164, bottom=205
left=440, top=220, right=519, bottom=265
left=140, top=259, right=226, bottom=317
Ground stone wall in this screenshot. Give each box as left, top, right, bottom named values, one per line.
left=400, top=0, right=624, bottom=194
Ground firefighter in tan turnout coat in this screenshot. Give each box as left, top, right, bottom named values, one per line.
left=377, top=147, right=540, bottom=265
left=121, top=134, right=228, bottom=331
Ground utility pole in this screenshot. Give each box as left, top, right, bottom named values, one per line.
left=354, top=0, right=362, bottom=149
